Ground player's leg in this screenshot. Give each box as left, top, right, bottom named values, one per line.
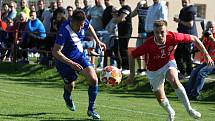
left=166, top=68, right=201, bottom=119
left=154, top=83, right=175, bottom=121
left=81, top=66, right=100, bottom=119
left=148, top=69, right=175, bottom=121
left=56, top=64, right=77, bottom=112
left=63, top=81, right=76, bottom=111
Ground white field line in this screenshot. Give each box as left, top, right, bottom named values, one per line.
left=1, top=87, right=214, bottom=120
left=0, top=89, right=168, bottom=118
left=1, top=75, right=215, bottom=120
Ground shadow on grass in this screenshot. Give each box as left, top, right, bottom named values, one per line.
left=0, top=112, right=104, bottom=121
left=0, top=112, right=49, bottom=117
left=40, top=119, right=102, bottom=121
left=1, top=62, right=215, bottom=101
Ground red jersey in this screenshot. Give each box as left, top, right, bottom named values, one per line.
left=0, top=19, right=7, bottom=31
left=200, top=33, right=215, bottom=62
left=131, top=31, right=192, bottom=71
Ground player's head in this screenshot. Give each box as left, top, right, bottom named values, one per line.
left=153, top=20, right=167, bottom=45
left=70, top=10, right=86, bottom=32
left=153, top=0, right=159, bottom=4
left=181, top=0, right=190, bottom=7
left=206, top=21, right=215, bottom=33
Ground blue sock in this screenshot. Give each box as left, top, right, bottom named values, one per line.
left=63, top=88, right=72, bottom=101
left=88, top=85, right=98, bottom=111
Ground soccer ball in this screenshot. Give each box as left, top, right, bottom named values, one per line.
left=100, top=66, right=122, bottom=86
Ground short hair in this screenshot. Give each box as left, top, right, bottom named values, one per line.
left=67, top=5, right=73, bottom=10
left=72, top=10, right=86, bottom=22
left=153, top=20, right=167, bottom=28
left=30, top=10, right=36, bottom=14
left=206, top=21, right=215, bottom=30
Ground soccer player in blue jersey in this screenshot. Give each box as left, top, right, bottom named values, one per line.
left=52, top=10, right=106, bottom=119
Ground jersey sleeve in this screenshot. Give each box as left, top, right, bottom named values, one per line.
left=55, top=26, right=68, bottom=46
left=84, top=19, right=90, bottom=31
left=173, top=32, right=192, bottom=44
left=131, top=44, right=146, bottom=58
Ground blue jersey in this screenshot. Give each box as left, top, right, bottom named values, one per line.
left=55, top=19, right=90, bottom=60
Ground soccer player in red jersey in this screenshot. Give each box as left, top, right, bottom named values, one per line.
left=127, top=20, right=214, bottom=121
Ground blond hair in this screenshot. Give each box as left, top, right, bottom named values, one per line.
left=153, top=20, right=167, bottom=28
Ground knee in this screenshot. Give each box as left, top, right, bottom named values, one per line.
left=89, top=76, right=98, bottom=85
left=198, top=71, right=208, bottom=78
left=157, top=98, right=166, bottom=104
left=169, top=79, right=180, bottom=89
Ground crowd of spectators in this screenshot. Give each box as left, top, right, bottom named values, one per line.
left=0, top=0, right=214, bottom=77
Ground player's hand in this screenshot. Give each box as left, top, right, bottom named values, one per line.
left=204, top=54, right=214, bottom=67
left=70, top=61, right=83, bottom=71
left=98, top=41, right=106, bottom=51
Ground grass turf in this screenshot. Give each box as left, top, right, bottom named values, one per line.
left=0, top=62, right=214, bottom=121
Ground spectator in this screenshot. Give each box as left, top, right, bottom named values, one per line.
left=15, top=12, right=28, bottom=43
left=99, top=8, right=120, bottom=68
left=74, top=0, right=82, bottom=10
left=41, top=1, right=57, bottom=32
left=17, top=0, right=30, bottom=19
left=0, top=19, right=7, bottom=61
left=6, top=1, right=17, bottom=23
left=82, top=0, right=98, bottom=67
left=15, top=12, right=29, bottom=61
left=41, top=1, right=58, bottom=66
left=101, top=0, right=118, bottom=67
left=1, top=3, right=9, bottom=21
left=174, top=0, right=198, bottom=78
left=185, top=21, right=215, bottom=100
left=18, top=11, right=46, bottom=63
left=66, top=6, right=73, bottom=20
left=29, top=4, right=36, bottom=12
left=51, top=12, right=67, bottom=33
left=0, top=19, right=7, bottom=31
left=53, top=0, right=66, bottom=20
left=82, top=0, right=92, bottom=19
left=89, top=0, right=104, bottom=32
left=2, top=18, right=15, bottom=62
left=145, top=0, right=168, bottom=36
left=88, top=0, right=105, bottom=69
left=131, top=0, right=149, bottom=75
left=37, top=0, right=45, bottom=21
left=115, top=0, right=132, bottom=74
left=102, top=0, right=114, bottom=29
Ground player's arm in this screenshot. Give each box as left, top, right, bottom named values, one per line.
left=88, top=24, right=106, bottom=50
left=52, top=44, right=83, bottom=71
left=175, top=18, right=194, bottom=28
left=130, top=6, right=138, bottom=18
left=207, top=33, right=215, bottom=45
left=190, top=35, right=214, bottom=66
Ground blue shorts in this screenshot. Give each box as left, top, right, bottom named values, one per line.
left=56, top=55, right=92, bottom=84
